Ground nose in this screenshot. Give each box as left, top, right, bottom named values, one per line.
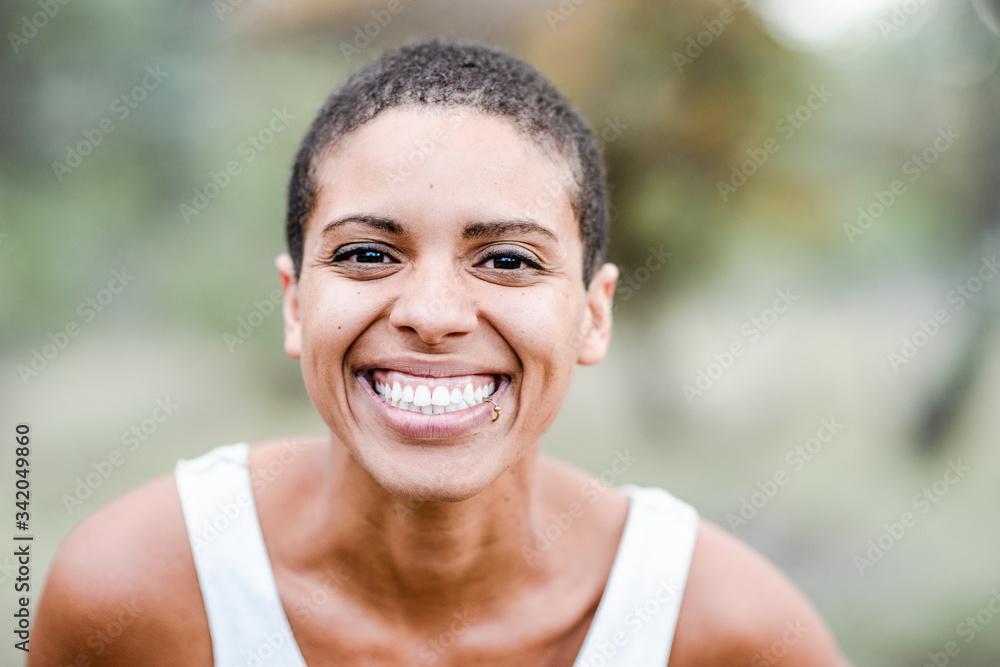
left=388, top=261, right=478, bottom=345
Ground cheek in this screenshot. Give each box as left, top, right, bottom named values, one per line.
left=501, top=292, right=582, bottom=438
left=298, top=280, right=383, bottom=373
left=504, top=288, right=583, bottom=381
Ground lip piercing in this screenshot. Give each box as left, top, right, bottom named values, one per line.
left=485, top=398, right=500, bottom=422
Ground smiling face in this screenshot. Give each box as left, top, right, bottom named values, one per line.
left=277, top=107, right=618, bottom=502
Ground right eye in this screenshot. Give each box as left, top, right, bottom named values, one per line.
left=331, top=246, right=397, bottom=264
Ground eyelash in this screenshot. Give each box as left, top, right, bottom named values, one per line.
left=331, top=246, right=394, bottom=264
left=330, top=245, right=542, bottom=271
left=479, top=248, right=542, bottom=271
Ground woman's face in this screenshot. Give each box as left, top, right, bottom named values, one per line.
left=277, top=107, right=618, bottom=501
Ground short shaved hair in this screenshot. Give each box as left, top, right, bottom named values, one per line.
left=285, top=38, right=609, bottom=285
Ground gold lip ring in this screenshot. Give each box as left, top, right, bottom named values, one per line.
left=485, top=398, right=500, bottom=422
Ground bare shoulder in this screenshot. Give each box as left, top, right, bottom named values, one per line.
left=668, top=519, right=852, bottom=667
left=29, top=472, right=211, bottom=666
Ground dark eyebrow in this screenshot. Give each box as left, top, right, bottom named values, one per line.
left=320, top=215, right=404, bottom=237
left=462, top=219, right=558, bottom=243
left=321, top=215, right=559, bottom=243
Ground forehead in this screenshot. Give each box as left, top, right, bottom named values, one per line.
left=307, top=107, right=579, bottom=242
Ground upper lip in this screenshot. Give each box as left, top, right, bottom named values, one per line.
left=357, top=357, right=510, bottom=379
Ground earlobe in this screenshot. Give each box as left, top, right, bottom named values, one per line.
left=275, top=254, right=302, bottom=360
left=577, top=263, right=618, bottom=366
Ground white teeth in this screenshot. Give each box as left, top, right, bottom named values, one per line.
left=431, top=386, right=451, bottom=407
left=371, top=374, right=502, bottom=416
left=412, top=385, right=432, bottom=407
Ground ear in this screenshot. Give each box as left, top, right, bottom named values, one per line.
left=577, top=263, right=618, bottom=366
left=275, top=253, right=302, bottom=360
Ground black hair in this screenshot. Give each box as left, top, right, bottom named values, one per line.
left=286, top=38, right=609, bottom=285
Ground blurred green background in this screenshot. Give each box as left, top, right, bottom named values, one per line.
left=3, top=0, right=1000, bottom=664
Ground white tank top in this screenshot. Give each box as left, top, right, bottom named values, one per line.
left=175, top=443, right=699, bottom=667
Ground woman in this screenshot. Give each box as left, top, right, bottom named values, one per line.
left=31, top=39, right=851, bottom=666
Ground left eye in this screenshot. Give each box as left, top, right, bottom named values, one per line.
left=479, top=252, right=538, bottom=271
left=335, top=248, right=394, bottom=263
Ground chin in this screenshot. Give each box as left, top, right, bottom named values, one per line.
left=374, top=471, right=494, bottom=503
left=362, top=448, right=504, bottom=503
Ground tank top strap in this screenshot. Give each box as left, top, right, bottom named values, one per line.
left=572, top=485, right=699, bottom=667
left=175, top=443, right=308, bottom=667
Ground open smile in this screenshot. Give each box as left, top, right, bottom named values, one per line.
left=356, top=369, right=509, bottom=439
left=368, top=369, right=498, bottom=414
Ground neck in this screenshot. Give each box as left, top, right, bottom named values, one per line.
left=317, top=440, right=552, bottom=621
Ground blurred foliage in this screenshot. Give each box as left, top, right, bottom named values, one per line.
left=2, top=1, right=1000, bottom=665
left=2, top=0, right=997, bottom=336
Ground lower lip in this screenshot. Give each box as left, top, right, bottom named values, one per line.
left=356, top=372, right=508, bottom=440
